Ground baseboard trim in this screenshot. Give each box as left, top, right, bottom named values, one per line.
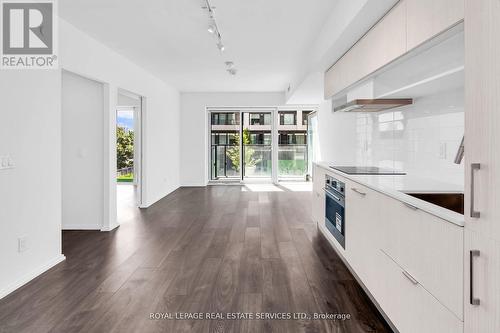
left=0, top=254, right=66, bottom=300
left=180, top=182, right=208, bottom=187
left=101, top=223, right=119, bottom=232
left=62, top=224, right=102, bottom=230
left=141, top=185, right=181, bottom=208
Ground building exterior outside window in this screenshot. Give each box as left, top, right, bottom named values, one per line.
left=250, top=113, right=272, bottom=126
left=302, top=110, right=312, bottom=125
left=279, top=111, right=297, bottom=125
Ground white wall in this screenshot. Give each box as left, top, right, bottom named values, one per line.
left=62, top=71, right=104, bottom=230
left=0, top=18, right=182, bottom=299
left=0, top=71, right=65, bottom=299
left=180, top=92, right=285, bottom=186
left=315, top=89, right=465, bottom=186
left=60, top=19, right=181, bottom=211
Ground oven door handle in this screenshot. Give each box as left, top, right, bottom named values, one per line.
left=323, top=188, right=342, bottom=202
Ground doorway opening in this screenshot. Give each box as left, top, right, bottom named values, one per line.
left=116, top=90, right=143, bottom=223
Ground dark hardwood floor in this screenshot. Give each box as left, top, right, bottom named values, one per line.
left=0, top=185, right=392, bottom=333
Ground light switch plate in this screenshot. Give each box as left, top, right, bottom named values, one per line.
left=18, top=236, right=27, bottom=253
left=439, top=142, right=447, bottom=159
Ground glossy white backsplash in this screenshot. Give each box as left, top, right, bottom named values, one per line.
left=318, top=88, right=464, bottom=186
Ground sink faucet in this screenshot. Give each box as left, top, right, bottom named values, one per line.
left=454, top=136, right=464, bottom=164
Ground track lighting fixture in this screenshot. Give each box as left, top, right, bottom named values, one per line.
left=225, top=61, right=237, bottom=75
left=203, top=0, right=238, bottom=74
left=216, top=41, right=225, bottom=52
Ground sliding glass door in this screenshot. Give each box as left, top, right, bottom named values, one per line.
left=277, top=109, right=312, bottom=181
left=210, top=112, right=241, bottom=180
left=209, top=107, right=316, bottom=183
left=242, top=112, right=272, bottom=180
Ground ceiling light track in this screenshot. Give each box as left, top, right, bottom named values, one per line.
left=202, top=0, right=238, bottom=75
left=204, top=0, right=222, bottom=42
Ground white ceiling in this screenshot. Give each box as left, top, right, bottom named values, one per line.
left=60, top=0, right=339, bottom=92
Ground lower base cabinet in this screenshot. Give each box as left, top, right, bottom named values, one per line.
left=376, top=250, right=464, bottom=333
left=313, top=165, right=465, bottom=333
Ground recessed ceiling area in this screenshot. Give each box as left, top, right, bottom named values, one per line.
left=60, top=0, right=339, bottom=92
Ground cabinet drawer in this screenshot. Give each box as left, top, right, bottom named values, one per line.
left=380, top=196, right=464, bottom=319
left=345, top=183, right=383, bottom=289
left=376, top=250, right=463, bottom=333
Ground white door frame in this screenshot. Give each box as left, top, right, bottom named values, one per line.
left=116, top=89, right=145, bottom=208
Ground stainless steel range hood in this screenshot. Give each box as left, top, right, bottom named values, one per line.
left=333, top=98, right=413, bottom=112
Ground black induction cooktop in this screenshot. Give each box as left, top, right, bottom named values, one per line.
left=329, top=166, right=406, bottom=175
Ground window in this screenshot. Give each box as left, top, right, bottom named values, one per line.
left=279, top=111, right=296, bottom=125
left=278, top=132, right=307, bottom=145
left=211, top=132, right=238, bottom=145
left=250, top=113, right=271, bottom=126
left=302, top=111, right=312, bottom=125
left=248, top=131, right=271, bottom=145
left=211, top=113, right=240, bottom=125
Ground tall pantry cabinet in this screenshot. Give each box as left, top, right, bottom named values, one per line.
left=464, top=0, right=500, bottom=332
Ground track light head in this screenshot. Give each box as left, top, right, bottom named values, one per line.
left=216, top=41, right=225, bottom=52
left=227, top=68, right=237, bottom=75
left=207, top=25, right=216, bottom=34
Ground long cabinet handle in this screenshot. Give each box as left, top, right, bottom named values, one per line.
left=470, top=163, right=481, bottom=218
left=403, top=202, right=419, bottom=211
left=351, top=188, right=367, bottom=196
left=402, top=270, right=419, bottom=285
left=470, top=250, right=481, bottom=305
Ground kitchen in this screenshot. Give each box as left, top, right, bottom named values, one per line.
left=311, top=1, right=500, bottom=332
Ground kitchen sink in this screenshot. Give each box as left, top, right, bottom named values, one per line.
left=403, top=192, right=464, bottom=215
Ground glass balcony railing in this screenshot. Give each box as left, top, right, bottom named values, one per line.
left=210, top=144, right=308, bottom=180
left=278, top=144, right=307, bottom=178
left=243, top=144, right=272, bottom=178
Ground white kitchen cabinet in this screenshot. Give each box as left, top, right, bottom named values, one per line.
left=463, top=0, right=500, bottom=331
left=324, top=1, right=406, bottom=98
left=313, top=166, right=466, bottom=332
left=312, top=165, right=325, bottom=224
left=406, top=0, right=464, bottom=51
left=324, top=55, right=346, bottom=99
left=464, top=0, right=500, bottom=241
left=380, top=196, right=464, bottom=319
left=359, top=0, right=406, bottom=78
left=376, top=250, right=464, bottom=333
left=464, top=230, right=500, bottom=333
left=345, top=183, right=383, bottom=291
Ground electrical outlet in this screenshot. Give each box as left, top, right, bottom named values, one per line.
left=18, top=236, right=27, bottom=253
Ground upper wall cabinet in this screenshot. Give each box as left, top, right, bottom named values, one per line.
left=406, top=0, right=464, bottom=51
left=325, top=0, right=465, bottom=99
left=325, top=1, right=406, bottom=98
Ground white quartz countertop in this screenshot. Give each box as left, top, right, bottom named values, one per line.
left=315, top=162, right=465, bottom=226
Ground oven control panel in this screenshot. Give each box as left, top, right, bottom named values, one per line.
left=325, top=175, right=345, bottom=194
